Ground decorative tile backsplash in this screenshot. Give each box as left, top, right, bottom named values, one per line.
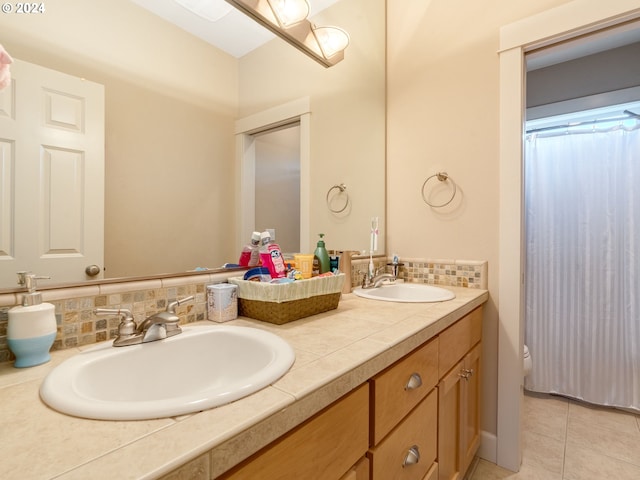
left=350, top=257, right=487, bottom=289
left=0, top=258, right=487, bottom=364
left=0, top=275, right=222, bottom=364
left=399, top=259, right=488, bottom=289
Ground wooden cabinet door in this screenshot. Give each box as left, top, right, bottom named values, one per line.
left=461, top=343, right=481, bottom=474
left=438, top=344, right=482, bottom=480
left=219, top=384, right=369, bottom=480
left=437, top=359, right=464, bottom=480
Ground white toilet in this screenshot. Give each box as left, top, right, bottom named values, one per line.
left=523, top=344, right=532, bottom=377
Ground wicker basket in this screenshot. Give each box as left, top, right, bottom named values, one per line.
left=229, top=274, right=345, bottom=325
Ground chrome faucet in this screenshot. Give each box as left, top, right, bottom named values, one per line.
left=94, top=295, right=194, bottom=347
left=361, top=268, right=397, bottom=289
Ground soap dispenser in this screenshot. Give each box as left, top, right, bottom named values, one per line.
left=313, top=233, right=330, bottom=275
left=7, top=273, right=57, bottom=368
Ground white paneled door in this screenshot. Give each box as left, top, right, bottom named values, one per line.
left=0, top=59, right=104, bottom=286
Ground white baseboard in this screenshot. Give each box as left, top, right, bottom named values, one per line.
left=477, top=430, right=497, bottom=463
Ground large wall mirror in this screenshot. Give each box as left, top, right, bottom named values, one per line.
left=0, top=0, right=385, bottom=290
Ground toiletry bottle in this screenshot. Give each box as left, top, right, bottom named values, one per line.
left=313, top=233, right=331, bottom=275
left=329, top=252, right=340, bottom=272
left=259, top=231, right=287, bottom=278
left=339, top=250, right=356, bottom=294
left=238, top=231, right=261, bottom=267
left=387, top=253, right=404, bottom=280
left=7, top=273, right=57, bottom=368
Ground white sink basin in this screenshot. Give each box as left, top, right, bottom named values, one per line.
left=40, top=325, right=295, bottom=420
left=353, top=283, right=455, bottom=303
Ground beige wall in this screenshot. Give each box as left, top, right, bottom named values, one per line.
left=386, top=0, right=573, bottom=441
left=0, top=0, right=239, bottom=278
left=0, top=0, right=237, bottom=111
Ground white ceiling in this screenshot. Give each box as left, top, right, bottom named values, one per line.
left=129, top=0, right=341, bottom=58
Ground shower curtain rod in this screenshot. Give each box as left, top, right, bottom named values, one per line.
left=526, top=109, right=640, bottom=134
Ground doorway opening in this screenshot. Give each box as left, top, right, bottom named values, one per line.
left=234, top=97, right=311, bottom=255
left=522, top=26, right=640, bottom=415
left=498, top=4, right=640, bottom=472
left=253, top=123, right=301, bottom=252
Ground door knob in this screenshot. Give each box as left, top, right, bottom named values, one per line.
left=85, top=265, right=101, bottom=276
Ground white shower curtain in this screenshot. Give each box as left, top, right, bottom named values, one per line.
left=524, top=122, right=640, bottom=411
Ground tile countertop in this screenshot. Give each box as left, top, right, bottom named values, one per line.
left=0, top=287, right=488, bottom=480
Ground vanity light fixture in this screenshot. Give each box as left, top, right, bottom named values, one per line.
left=224, top=0, right=349, bottom=67
left=312, top=25, right=349, bottom=59
left=267, top=0, right=310, bottom=28
left=174, top=0, right=234, bottom=21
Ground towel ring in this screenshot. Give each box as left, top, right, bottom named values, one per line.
left=326, top=183, right=349, bottom=213
left=421, top=172, right=457, bottom=208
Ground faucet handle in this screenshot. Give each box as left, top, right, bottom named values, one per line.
left=94, top=307, right=133, bottom=319
left=145, top=295, right=195, bottom=328
left=94, top=308, right=136, bottom=336
left=386, top=261, right=404, bottom=279
left=166, top=295, right=195, bottom=314
left=359, top=270, right=372, bottom=287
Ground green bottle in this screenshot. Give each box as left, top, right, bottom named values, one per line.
left=313, top=233, right=331, bottom=275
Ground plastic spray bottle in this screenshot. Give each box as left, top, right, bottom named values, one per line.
left=259, top=231, right=287, bottom=278
left=238, top=231, right=261, bottom=267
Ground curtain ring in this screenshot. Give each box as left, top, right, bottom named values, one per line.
left=326, top=183, right=349, bottom=213
left=421, top=172, right=457, bottom=208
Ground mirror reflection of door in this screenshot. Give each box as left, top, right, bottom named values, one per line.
left=0, top=59, right=105, bottom=286
left=253, top=123, right=301, bottom=253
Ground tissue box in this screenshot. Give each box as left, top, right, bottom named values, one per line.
left=228, top=274, right=345, bottom=325
left=207, top=283, right=238, bottom=322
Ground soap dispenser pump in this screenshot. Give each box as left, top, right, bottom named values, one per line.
left=313, top=233, right=331, bottom=275
left=7, top=272, right=57, bottom=368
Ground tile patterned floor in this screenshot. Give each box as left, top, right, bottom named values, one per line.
left=469, top=391, right=640, bottom=479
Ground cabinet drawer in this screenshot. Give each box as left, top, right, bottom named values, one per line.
left=422, top=462, right=438, bottom=480
left=370, top=337, right=438, bottom=445
left=339, top=456, right=370, bottom=480
left=219, top=383, right=369, bottom=480
left=438, top=307, right=482, bottom=377
left=368, top=389, right=437, bottom=480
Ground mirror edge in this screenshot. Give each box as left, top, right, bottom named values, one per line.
left=0, top=267, right=248, bottom=295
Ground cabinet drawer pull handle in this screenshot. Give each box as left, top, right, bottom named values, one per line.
left=463, top=368, right=475, bottom=376
left=405, top=373, right=422, bottom=390
left=458, top=372, right=470, bottom=380
left=403, top=445, right=420, bottom=467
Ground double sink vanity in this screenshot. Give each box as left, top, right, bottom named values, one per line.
left=1, top=283, right=487, bottom=479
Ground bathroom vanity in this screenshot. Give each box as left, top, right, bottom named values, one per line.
left=0, top=286, right=487, bottom=479
left=217, top=304, right=482, bottom=480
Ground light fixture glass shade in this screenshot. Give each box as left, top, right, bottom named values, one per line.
left=312, top=26, right=350, bottom=59
left=267, top=0, right=310, bottom=28
left=174, top=0, right=233, bottom=22
left=225, top=0, right=348, bottom=67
